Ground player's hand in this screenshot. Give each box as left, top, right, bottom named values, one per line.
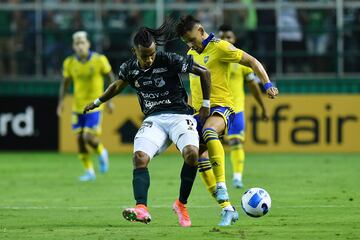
left=266, top=87, right=279, bottom=99
left=56, top=102, right=63, bottom=117
left=262, top=107, right=270, bottom=121
left=198, top=106, right=210, bottom=123
left=83, top=103, right=98, bottom=114
left=105, top=101, right=114, bottom=114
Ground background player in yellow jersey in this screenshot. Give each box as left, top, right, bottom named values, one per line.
left=218, top=25, right=269, bottom=188
left=176, top=15, right=278, bottom=226
left=57, top=31, right=116, bottom=181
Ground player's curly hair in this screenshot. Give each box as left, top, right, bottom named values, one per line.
left=175, top=15, right=200, bottom=37
left=133, top=16, right=177, bottom=47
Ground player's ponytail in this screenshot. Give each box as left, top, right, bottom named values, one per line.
left=133, top=16, right=177, bottom=47
left=176, top=15, right=200, bottom=37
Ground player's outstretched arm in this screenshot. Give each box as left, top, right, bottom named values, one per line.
left=240, top=52, right=279, bottom=99
left=190, top=61, right=211, bottom=122
left=57, top=77, right=71, bottom=117
left=247, top=80, right=269, bottom=121
left=83, top=79, right=128, bottom=114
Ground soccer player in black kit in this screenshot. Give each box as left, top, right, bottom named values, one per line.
left=84, top=18, right=211, bottom=227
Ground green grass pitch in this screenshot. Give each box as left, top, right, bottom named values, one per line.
left=0, top=152, right=359, bottom=240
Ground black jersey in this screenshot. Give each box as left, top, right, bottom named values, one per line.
left=118, top=51, right=195, bottom=117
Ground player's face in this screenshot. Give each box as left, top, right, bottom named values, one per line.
left=134, top=42, right=156, bottom=69
left=73, top=38, right=90, bottom=57
left=181, top=25, right=205, bottom=53
left=219, top=30, right=236, bottom=44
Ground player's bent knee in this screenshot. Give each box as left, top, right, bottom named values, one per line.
left=202, top=114, right=226, bottom=134
left=182, top=145, right=198, bottom=166
left=133, top=151, right=150, bottom=169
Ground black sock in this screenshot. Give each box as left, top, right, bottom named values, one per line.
left=133, top=168, right=150, bottom=206
left=179, top=162, right=197, bottom=204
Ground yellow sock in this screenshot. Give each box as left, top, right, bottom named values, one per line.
left=202, top=128, right=226, bottom=183
left=198, top=158, right=232, bottom=209
left=78, top=153, right=94, bottom=171
left=96, top=143, right=105, bottom=155
left=230, top=144, right=245, bottom=176
left=198, top=158, right=217, bottom=195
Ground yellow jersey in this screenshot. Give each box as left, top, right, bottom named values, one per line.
left=229, top=63, right=255, bottom=112
left=62, top=52, right=112, bottom=113
left=188, top=35, right=244, bottom=112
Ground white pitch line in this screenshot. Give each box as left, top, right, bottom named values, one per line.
left=0, top=205, right=356, bottom=210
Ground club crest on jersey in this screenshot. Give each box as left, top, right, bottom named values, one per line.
left=204, top=56, right=209, bottom=64
left=154, top=77, right=165, bottom=87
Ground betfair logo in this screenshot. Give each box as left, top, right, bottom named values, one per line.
left=250, top=104, right=358, bottom=145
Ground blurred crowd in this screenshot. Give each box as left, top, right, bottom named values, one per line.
left=220, top=0, right=360, bottom=75
left=0, top=0, right=360, bottom=78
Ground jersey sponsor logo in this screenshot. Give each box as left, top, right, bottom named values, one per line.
left=140, top=91, right=169, bottom=99
left=143, top=80, right=153, bottom=86
left=152, top=68, right=168, bottom=73
left=204, top=56, right=209, bottom=64
left=0, top=107, right=34, bottom=137
left=154, top=77, right=166, bottom=87
left=144, top=99, right=172, bottom=109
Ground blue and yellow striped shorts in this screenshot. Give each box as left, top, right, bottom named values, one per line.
left=72, top=111, right=102, bottom=135
left=194, top=106, right=234, bottom=144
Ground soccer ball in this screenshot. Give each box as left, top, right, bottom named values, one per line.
left=241, top=187, right=271, bottom=217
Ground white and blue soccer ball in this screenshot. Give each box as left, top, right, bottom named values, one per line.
left=241, top=187, right=271, bottom=217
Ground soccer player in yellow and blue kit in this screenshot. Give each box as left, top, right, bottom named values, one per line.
left=218, top=25, right=269, bottom=189
left=57, top=31, right=116, bottom=181
left=176, top=15, right=278, bottom=226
